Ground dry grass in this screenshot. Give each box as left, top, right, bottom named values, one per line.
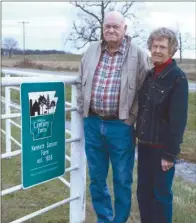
left=2, top=54, right=81, bottom=72
left=2, top=55, right=196, bottom=81
left=1, top=147, right=196, bottom=223
left=177, top=60, right=196, bottom=81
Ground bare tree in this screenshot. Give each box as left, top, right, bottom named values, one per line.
left=3, top=37, right=18, bottom=58
left=175, top=24, right=194, bottom=63
left=67, top=1, right=141, bottom=49
left=176, top=31, right=191, bottom=63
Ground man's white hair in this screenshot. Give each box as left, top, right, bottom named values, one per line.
left=104, top=11, right=125, bottom=25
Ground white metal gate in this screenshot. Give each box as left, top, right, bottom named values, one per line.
left=1, top=68, right=86, bottom=223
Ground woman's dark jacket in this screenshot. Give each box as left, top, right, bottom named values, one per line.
left=136, top=60, right=188, bottom=161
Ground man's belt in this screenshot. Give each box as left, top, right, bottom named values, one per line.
left=89, top=110, right=119, bottom=120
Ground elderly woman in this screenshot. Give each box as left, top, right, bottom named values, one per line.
left=136, top=27, right=188, bottom=223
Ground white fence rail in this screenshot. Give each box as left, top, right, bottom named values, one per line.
left=1, top=68, right=86, bottom=223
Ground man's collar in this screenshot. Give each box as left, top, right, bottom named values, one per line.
left=118, top=37, right=127, bottom=54
left=101, top=36, right=129, bottom=54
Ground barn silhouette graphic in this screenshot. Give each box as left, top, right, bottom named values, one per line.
left=29, top=91, right=57, bottom=117
left=28, top=91, right=58, bottom=140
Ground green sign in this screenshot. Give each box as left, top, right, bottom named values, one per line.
left=21, top=82, right=65, bottom=189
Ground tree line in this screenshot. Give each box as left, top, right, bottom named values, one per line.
left=1, top=43, right=66, bottom=58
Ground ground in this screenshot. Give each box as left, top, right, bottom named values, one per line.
left=1, top=54, right=196, bottom=222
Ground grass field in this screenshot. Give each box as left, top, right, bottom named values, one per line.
left=180, top=92, right=196, bottom=162
left=1, top=55, right=196, bottom=222
left=2, top=54, right=81, bottom=72
left=1, top=89, right=196, bottom=222
left=2, top=54, right=196, bottom=81
left=1, top=119, right=196, bottom=223
left=1, top=134, right=196, bottom=223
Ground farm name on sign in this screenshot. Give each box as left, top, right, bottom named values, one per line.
left=33, top=120, right=50, bottom=133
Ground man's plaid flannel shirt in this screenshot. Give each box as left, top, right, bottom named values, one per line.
left=90, top=37, right=127, bottom=116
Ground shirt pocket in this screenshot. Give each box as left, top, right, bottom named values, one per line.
left=108, top=66, right=122, bottom=78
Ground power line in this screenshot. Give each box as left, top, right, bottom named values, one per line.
left=18, top=21, right=29, bottom=61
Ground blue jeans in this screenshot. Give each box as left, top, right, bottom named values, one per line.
left=137, top=143, right=175, bottom=223
left=83, top=115, right=135, bottom=223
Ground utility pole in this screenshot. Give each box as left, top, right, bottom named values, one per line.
left=18, top=21, right=29, bottom=61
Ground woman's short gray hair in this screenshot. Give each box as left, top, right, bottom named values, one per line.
left=147, top=27, right=179, bottom=55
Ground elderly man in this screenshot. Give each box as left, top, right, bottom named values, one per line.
left=76, top=11, right=150, bottom=223
left=136, top=27, right=188, bottom=223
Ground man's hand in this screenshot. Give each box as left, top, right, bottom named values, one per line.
left=161, top=159, right=174, bottom=171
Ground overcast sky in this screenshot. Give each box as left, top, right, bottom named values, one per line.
left=2, top=2, right=196, bottom=58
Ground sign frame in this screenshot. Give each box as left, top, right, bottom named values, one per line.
left=20, top=82, right=65, bottom=189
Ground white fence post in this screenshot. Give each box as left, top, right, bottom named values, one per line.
left=5, top=74, right=11, bottom=154
left=70, top=85, right=86, bottom=223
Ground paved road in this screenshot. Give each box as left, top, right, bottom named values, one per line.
left=2, top=67, right=196, bottom=92
left=189, top=82, right=196, bottom=92
left=2, top=67, right=78, bottom=76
